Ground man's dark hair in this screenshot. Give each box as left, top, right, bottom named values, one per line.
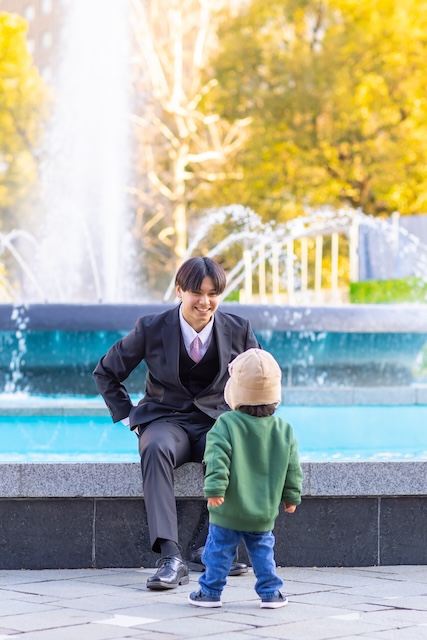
left=175, top=257, right=226, bottom=294
left=238, top=403, right=277, bottom=417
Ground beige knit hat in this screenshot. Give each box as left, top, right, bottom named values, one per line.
left=224, top=348, right=282, bottom=410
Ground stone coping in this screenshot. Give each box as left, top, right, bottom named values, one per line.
left=1, top=386, right=427, bottom=415
left=2, top=303, right=427, bottom=332
left=1, top=461, right=426, bottom=499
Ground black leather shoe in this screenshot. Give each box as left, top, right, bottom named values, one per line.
left=146, top=555, right=189, bottom=590
left=188, top=546, right=248, bottom=576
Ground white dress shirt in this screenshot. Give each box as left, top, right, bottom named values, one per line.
left=179, top=305, right=214, bottom=359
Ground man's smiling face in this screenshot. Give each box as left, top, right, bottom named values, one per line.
left=176, top=276, right=220, bottom=331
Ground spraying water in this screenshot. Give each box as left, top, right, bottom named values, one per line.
left=163, top=205, right=427, bottom=303
left=32, top=0, right=133, bottom=303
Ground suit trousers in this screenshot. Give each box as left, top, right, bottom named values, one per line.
left=137, top=415, right=213, bottom=553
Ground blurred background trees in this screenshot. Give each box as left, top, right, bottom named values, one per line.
left=0, top=11, right=47, bottom=230
left=129, top=0, right=251, bottom=286
left=198, top=0, right=427, bottom=223
left=1, top=0, right=427, bottom=299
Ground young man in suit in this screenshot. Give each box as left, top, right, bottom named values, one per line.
left=93, top=257, right=260, bottom=590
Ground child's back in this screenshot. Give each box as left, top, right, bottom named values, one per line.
left=189, top=348, right=303, bottom=610
left=204, top=410, right=301, bottom=532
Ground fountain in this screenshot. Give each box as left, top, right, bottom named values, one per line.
left=0, top=0, right=135, bottom=305
left=2, top=205, right=427, bottom=392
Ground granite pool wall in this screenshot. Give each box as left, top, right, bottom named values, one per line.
left=1, top=459, right=427, bottom=570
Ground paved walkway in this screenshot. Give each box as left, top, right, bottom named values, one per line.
left=0, top=565, right=426, bottom=639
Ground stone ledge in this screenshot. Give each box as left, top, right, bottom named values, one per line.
left=2, top=386, right=427, bottom=416
left=1, top=461, right=426, bottom=499
left=307, top=461, right=427, bottom=496
left=2, top=303, right=427, bottom=332
left=283, top=386, right=427, bottom=405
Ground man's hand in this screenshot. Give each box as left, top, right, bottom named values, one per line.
left=284, top=504, right=297, bottom=513
left=208, top=497, right=224, bottom=507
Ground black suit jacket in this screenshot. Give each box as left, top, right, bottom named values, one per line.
left=93, top=305, right=259, bottom=430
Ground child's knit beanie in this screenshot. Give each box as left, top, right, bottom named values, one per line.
left=224, top=348, right=282, bottom=410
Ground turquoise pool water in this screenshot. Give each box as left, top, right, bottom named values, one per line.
left=2, top=328, right=427, bottom=394
left=1, top=405, right=427, bottom=462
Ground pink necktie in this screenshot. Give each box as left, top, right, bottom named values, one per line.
left=190, top=336, right=202, bottom=363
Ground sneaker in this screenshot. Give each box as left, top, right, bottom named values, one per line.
left=260, top=592, right=288, bottom=609
left=188, top=589, right=222, bottom=608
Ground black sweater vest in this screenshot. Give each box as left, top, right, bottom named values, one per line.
left=179, top=333, right=219, bottom=398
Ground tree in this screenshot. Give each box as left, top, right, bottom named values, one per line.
left=0, top=12, right=47, bottom=230
left=129, top=0, right=251, bottom=286
left=201, top=0, right=427, bottom=221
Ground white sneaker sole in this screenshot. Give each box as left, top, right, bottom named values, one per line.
left=260, top=598, right=288, bottom=609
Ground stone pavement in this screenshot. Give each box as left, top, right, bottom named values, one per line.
left=0, top=565, right=426, bottom=640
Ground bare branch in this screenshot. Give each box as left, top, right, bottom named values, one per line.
left=148, top=171, right=175, bottom=199
left=132, top=0, right=251, bottom=262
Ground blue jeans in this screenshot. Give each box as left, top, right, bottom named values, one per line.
left=199, top=523, right=283, bottom=598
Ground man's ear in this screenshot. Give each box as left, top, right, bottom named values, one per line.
left=176, top=286, right=182, bottom=298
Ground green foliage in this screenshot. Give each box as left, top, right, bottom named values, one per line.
left=223, top=289, right=240, bottom=302
left=350, top=277, right=427, bottom=303
left=0, top=12, right=48, bottom=229
left=198, top=0, right=427, bottom=222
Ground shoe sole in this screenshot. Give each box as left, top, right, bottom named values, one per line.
left=188, top=562, right=249, bottom=577
left=146, top=574, right=189, bottom=590
left=188, top=596, right=222, bottom=608
left=260, top=599, right=288, bottom=609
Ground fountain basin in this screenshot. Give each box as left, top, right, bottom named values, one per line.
left=1, top=303, right=426, bottom=569
left=0, top=399, right=426, bottom=569
left=1, top=303, right=427, bottom=391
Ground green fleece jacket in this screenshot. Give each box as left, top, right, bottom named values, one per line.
left=203, top=410, right=303, bottom=532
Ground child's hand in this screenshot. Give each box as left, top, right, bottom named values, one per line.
left=284, top=504, right=297, bottom=513
left=208, top=497, right=224, bottom=507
